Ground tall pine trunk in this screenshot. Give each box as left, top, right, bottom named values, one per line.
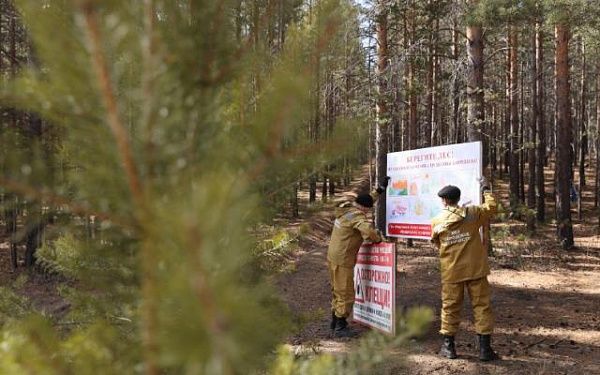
left=466, top=24, right=484, bottom=147
left=536, top=24, right=546, bottom=222
left=375, top=4, right=388, bottom=231
left=578, top=40, right=587, bottom=188
left=452, top=21, right=461, bottom=144
left=595, top=67, right=600, bottom=210
left=508, top=26, right=520, bottom=210
left=527, top=31, right=537, bottom=230
left=466, top=10, right=492, bottom=254
left=554, top=24, right=574, bottom=249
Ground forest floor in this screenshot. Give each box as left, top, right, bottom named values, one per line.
left=276, top=165, right=600, bottom=375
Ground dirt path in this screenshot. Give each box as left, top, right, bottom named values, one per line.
left=277, top=169, right=600, bottom=374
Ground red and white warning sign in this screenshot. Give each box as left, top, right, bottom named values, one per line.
left=353, top=242, right=396, bottom=335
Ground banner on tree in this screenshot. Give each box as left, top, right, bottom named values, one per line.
left=386, top=141, right=482, bottom=240
left=353, top=242, right=396, bottom=335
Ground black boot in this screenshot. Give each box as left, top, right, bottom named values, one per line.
left=330, top=311, right=338, bottom=331
left=439, top=335, right=457, bottom=359
left=333, top=317, right=357, bottom=338
left=478, top=334, right=500, bottom=361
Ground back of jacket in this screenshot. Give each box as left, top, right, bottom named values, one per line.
left=431, top=192, right=497, bottom=283
left=327, top=204, right=381, bottom=267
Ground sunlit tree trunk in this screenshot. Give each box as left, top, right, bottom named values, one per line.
left=466, top=23, right=485, bottom=147
left=466, top=6, right=492, bottom=253
left=554, top=23, right=574, bottom=249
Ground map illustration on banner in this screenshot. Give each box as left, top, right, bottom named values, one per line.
left=353, top=242, right=396, bottom=335
left=386, top=142, right=482, bottom=239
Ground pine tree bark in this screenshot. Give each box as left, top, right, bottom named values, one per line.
left=466, top=6, right=492, bottom=254
left=578, top=40, right=587, bottom=189
left=519, top=60, right=525, bottom=203
left=536, top=24, right=546, bottom=222
left=577, top=40, right=587, bottom=220
left=430, top=18, right=439, bottom=146
left=452, top=21, right=461, bottom=144
left=508, top=26, right=520, bottom=209
left=309, top=9, right=321, bottom=204
left=595, top=68, right=600, bottom=210
left=424, top=10, right=435, bottom=148
left=554, top=23, right=574, bottom=249
left=466, top=24, right=485, bottom=148
left=407, top=9, right=417, bottom=151
left=504, top=37, right=511, bottom=176
left=375, top=3, right=388, bottom=231
left=527, top=31, right=537, bottom=229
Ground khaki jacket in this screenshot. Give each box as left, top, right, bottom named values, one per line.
left=431, top=192, right=497, bottom=283
left=327, top=191, right=382, bottom=267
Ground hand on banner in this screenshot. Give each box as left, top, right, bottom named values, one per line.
left=478, top=176, right=491, bottom=193
left=376, top=229, right=386, bottom=243
left=376, top=176, right=391, bottom=194
left=381, top=176, right=391, bottom=188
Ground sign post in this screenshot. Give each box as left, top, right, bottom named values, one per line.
left=353, top=242, right=396, bottom=335
left=386, top=141, right=483, bottom=239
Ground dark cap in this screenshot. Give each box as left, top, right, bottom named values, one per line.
left=437, top=185, right=461, bottom=201
left=355, top=194, right=374, bottom=208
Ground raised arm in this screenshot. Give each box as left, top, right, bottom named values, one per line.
left=353, top=214, right=382, bottom=242
left=474, top=191, right=497, bottom=226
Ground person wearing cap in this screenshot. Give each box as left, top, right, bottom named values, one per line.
left=431, top=179, right=499, bottom=361
left=326, top=177, right=389, bottom=337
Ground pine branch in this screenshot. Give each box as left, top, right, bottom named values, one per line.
left=185, top=225, right=232, bottom=375
left=79, top=3, right=158, bottom=375
left=142, top=0, right=159, bottom=180
left=79, top=2, right=143, bottom=208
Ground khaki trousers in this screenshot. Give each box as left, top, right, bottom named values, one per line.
left=440, top=277, right=494, bottom=335
left=327, top=261, right=355, bottom=318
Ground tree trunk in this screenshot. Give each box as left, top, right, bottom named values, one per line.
left=452, top=21, right=461, bottom=144
left=466, top=24, right=485, bottom=147
left=309, top=175, right=317, bottom=203
left=519, top=60, right=525, bottom=203
left=595, top=68, right=600, bottom=210
left=292, top=181, right=299, bottom=218
left=424, top=12, right=435, bottom=148
left=431, top=19, right=439, bottom=146
left=578, top=40, right=587, bottom=220
left=508, top=26, right=520, bottom=209
left=504, top=38, right=511, bottom=177
left=527, top=31, right=537, bottom=230
left=375, top=4, right=388, bottom=232
left=309, top=14, right=321, bottom=204
left=554, top=24, right=574, bottom=249
left=466, top=12, right=492, bottom=254
left=6, top=195, right=18, bottom=269
left=536, top=24, right=546, bottom=222
left=407, top=10, right=417, bottom=151
left=404, top=11, right=414, bottom=247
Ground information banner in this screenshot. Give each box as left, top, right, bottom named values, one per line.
left=386, top=142, right=482, bottom=239
left=353, top=242, right=396, bottom=335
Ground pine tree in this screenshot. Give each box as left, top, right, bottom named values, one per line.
left=0, top=0, right=431, bottom=373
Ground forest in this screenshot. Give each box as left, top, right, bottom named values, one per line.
left=0, top=0, right=598, bottom=374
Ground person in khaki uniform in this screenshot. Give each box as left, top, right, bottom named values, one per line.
left=431, top=181, right=499, bottom=361
left=327, top=178, right=388, bottom=337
